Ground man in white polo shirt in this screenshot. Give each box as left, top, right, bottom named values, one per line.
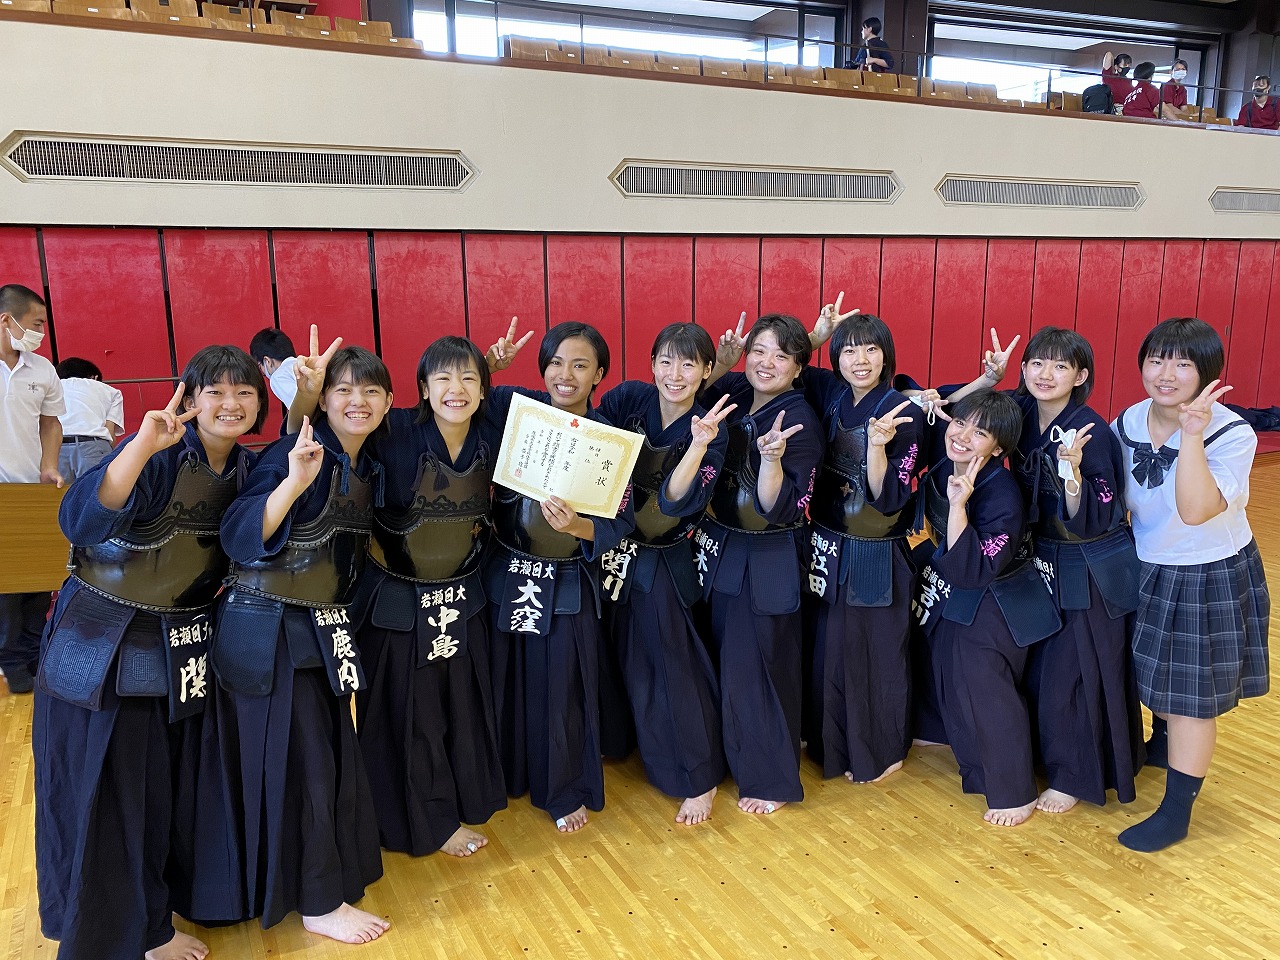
left=0, top=284, right=65, bottom=694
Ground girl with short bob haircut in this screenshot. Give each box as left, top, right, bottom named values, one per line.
left=353, top=334, right=507, bottom=861
left=1112, top=317, right=1269, bottom=852
left=701, top=311, right=824, bottom=816
left=594, top=322, right=735, bottom=825
left=801, top=305, right=924, bottom=787
left=216, top=339, right=394, bottom=944
left=481, top=319, right=635, bottom=834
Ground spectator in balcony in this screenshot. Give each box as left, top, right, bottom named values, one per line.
left=1123, top=63, right=1182, bottom=120
left=249, top=327, right=299, bottom=409
left=846, top=17, right=895, bottom=74
left=55, top=357, right=124, bottom=482
left=1236, top=75, right=1279, bottom=130
left=1161, top=58, right=1189, bottom=111
left=1101, top=51, right=1134, bottom=103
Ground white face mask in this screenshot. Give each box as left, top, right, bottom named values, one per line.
left=5, top=315, right=45, bottom=353
left=1171, top=69, right=1187, bottom=81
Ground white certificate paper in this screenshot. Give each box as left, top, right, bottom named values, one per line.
left=494, top=394, right=643, bottom=518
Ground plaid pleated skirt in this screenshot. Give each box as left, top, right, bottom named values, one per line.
left=1131, top=540, right=1270, bottom=719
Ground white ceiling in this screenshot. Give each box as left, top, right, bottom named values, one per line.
left=933, top=22, right=1105, bottom=50
left=532, top=0, right=776, bottom=22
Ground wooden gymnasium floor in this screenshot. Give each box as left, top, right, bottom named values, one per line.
left=3, top=461, right=1280, bottom=960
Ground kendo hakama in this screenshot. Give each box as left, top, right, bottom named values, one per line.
left=354, top=411, right=506, bottom=854
left=213, top=426, right=383, bottom=928
left=695, top=377, right=823, bottom=804
left=913, top=460, right=1061, bottom=810
left=34, top=432, right=249, bottom=960
left=597, top=381, right=728, bottom=799
left=1012, top=396, right=1143, bottom=806
left=799, top=373, right=924, bottom=781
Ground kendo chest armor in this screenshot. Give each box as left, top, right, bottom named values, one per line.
left=922, top=468, right=952, bottom=545
left=233, top=467, right=373, bottom=606
left=73, top=454, right=239, bottom=612
left=1009, top=444, right=1081, bottom=542
left=370, top=450, right=491, bottom=581
left=625, top=416, right=688, bottom=546
left=810, top=413, right=913, bottom=539
left=707, top=415, right=792, bottom=533
left=493, top=484, right=580, bottom=560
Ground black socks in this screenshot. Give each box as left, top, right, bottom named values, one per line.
left=1144, top=715, right=1168, bottom=769
left=1118, top=767, right=1203, bottom=852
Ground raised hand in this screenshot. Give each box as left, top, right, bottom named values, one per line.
left=541, top=495, right=583, bottom=534
left=716, top=312, right=747, bottom=370
left=136, top=383, right=200, bottom=455
left=294, top=323, right=343, bottom=396
left=869, top=400, right=914, bottom=447
left=286, top=416, right=325, bottom=490
left=811, top=291, right=860, bottom=346
left=757, top=410, right=804, bottom=462
left=982, top=328, right=1022, bottom=382
left=690, top=394, right=737, bottom=448
left=1055, top=422, right=1094, bottom=477
left=947, top=456, right=983, bottom=507
left=486, top=316, right=535, bottom=373
left=1179, top=379, right=1232, bottom=438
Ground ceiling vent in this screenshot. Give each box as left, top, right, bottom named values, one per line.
left=937, top=175, right=1143, bottom=209
left=1209, top=188, right=1280, bottom=214
left=612, top=160, right=899, bottom=202
left=1, top=133, right=474, bottom=190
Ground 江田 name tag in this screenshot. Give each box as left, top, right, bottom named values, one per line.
left=495, top=394, right=642, bottom=518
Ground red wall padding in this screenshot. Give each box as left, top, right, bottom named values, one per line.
left=21, top=228, right=1280, bottom=432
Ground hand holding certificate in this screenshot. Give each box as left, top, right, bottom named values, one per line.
left=494, top=394, right=643, bottom=518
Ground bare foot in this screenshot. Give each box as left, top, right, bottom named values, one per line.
left=554, top=805, right=588, bottom=833
left=1035, top=788, right=1079, bottom=814
left=440, top=825, right=488, bottom=857
left=738, top=797, right=787, bottom=815
left=983, top=801, right=1036, bottom=827
left=302, top=903, right=391, bottom=944
left=845, top=760, right=904, bottom=784
left=675, top=787, right=716, bottom=825
left=146, top=931, right=209, bottom=960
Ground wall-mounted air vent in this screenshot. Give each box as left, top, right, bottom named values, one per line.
left=612, top=161, right=899, bottom=202
left=1209, top=188, right=1280, bottom=214
left=1, top=133, right=474, bottom=189
left=937, top=176, right=1143, bottom=210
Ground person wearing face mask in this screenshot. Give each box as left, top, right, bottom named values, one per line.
left=0, top=283, right=64, bottom=696
left=1162, top=59, right=1189, bottom=112
left=1101, top=51, right=1135, bottom=105
left=1236, top=75, right=1279, bottom=129
left=1123, top=62, right=1183, bottom=120
left=249, top=327, right=299, bottom=411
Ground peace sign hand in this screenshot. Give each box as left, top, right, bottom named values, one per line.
left=486, top=316, right=535, bottom=373
left=757, top=410, right=804, bottom=462
left=982, top=328, right=1022, bottom=382
left=1179, top=379, right=1232, bottom=438
left=717, top=312, right=747, bottom=370
left=812, top=291, right=861, bottom=346
left=136, top=383, right=200, bottom=455
left=690, top=394, right=737, bottom=448
left=286, top=416, right=326, bottom=491
left=947, top=456, right=984, bottom=507
left=295, top=323, right=343, bottom=396
left=1055, top=422, right=1094, bottom=479
left=869, top=400, right=914, bottom=448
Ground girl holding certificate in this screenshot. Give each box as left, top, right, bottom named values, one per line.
left=698, top=314, right=823, bottom=815
left=595, top=323, right=735, bottom=826
left=483, top=320, right=634, bottom=833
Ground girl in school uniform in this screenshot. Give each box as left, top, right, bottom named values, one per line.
left=595, top=322, right=734, bottom=825
left=698, top=313, right=824, bottom=815
left=925, top=327, right=1145, bottom=813
left=1111, top=317, right=1269, bottom=852
left=482, top=320, right=634, bottom=833
left=214, top=344, right=392, bottom=944
left=289, top=335, right=507, bottom=859
left=799, top=310, right=925, bottom=785
left=34, top=345, right=265, bottom=960
left=911, top=390, right=1061, bottom=826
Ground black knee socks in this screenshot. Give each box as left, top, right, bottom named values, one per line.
left=1118, top=767, right=1203, bottom=852
left=1145, top=715, right=1168, bottom=769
